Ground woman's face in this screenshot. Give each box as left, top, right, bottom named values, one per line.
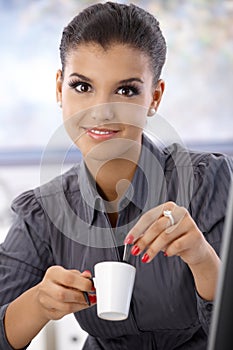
left=56, top=43, right=164, bottom=160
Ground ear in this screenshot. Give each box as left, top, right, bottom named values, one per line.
left=56, top=69, right=63, bottom=105
left=148, top=79, right=165, bottom=116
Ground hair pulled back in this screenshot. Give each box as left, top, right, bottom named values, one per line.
left=60, top=2, right=166, bottom=84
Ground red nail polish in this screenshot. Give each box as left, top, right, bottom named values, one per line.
left=89, top=295, right=97, bottom=304
left=83, top=270, right=91, bottom=275
left=163, top=252, right=168, bottom=257
left=142, top=253, right=150, bottom=263
left=124, top=234, right=134, bottom=245
left=131, top=245, right=140, bottom=256
left=91, top=285, right=96, bottom=292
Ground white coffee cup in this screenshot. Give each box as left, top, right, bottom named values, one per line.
left=93, top=261, right=136, bottom=321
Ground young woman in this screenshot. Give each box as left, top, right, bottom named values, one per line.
left=0, top=2, right=232, bottom=349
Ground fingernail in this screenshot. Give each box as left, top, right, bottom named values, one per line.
left=131, top=245, right=140, bottom=256
left=124, top=234, right=134, bottom=245
left=141, top=253, right=150, bottom=263
left=89, top=295, right=97, bottom=304
left=163, top=252, right=168, bottom=257
left=83, top=270, right=91, bottom=275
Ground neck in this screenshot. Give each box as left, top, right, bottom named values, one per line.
left=84, top=143, right=141, bottom=204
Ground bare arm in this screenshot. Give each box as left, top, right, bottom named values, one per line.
left=5, top=286, right=49, bottom=349
left=188, top=244, right=220, bottom=301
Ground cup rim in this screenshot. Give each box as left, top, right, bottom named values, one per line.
left=94, top=260, right=136, bottom=271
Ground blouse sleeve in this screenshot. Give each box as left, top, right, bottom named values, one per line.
left=0, top=190, right=54, bottom=350
left=190, top=153, right=233, bottom=334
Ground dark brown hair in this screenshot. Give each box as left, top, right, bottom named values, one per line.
left=59, top=2, right=166, bottom=84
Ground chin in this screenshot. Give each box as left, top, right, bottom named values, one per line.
left=84, top=138, right=140, bottom=163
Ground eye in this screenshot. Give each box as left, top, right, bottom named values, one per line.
left=68, top=80, right=92, bottom=93
left=75, top=82, right=92, bottom=93
left=116, top=85, right=140, bottom=97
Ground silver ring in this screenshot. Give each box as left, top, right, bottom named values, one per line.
left=163, top=210, right=175, bottom=226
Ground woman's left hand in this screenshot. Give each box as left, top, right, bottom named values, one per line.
left=125, top=201, right=221, bottom=300
left=124, top=201, right=213, bottom=266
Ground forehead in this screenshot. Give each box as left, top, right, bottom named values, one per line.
left=64, top=43, right=153, bottom=80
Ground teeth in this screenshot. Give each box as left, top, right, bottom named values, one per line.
left=90, top=129, right=112, bottom=135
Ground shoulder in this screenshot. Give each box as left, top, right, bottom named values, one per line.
left=145, top=135, right=233, bottom=185
left=163, top=142, right=233, bottom=204
left=35, top=164, right=81, bottom=199
left=162, top=142, right=233, bottom=175
left=11, top=164, right=82, bottom=217
left=160, top=143, right=233, bottom=230
left=142, top=136, right=233, bottom=192
left=168, top=145, right=232, bottom=236
left=143, top=135, right=233, bottom=175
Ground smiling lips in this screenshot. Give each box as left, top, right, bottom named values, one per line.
left=86, top=127, right=119, bottom=140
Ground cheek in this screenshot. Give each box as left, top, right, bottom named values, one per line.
left=113, top=103, right=148, bottom=129
left=61, top=87, right=82, bottom=117
left=62, top=99, right=90, bottom=143
left=75, top=135, right=90, bottom=156
left=62, top=113, right=83, bottom=145
left=125, top=125, right=143, bottom=141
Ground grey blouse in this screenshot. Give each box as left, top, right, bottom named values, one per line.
left=0, top=135, right=232, bottom=350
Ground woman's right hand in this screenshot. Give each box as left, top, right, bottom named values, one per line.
left=5, top=266, right=95, bottom=349
left=35, top=266, right=96, bottom=321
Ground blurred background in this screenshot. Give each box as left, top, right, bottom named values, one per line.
left=0, top=0, right=232, bottom=349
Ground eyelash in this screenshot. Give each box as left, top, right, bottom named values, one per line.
left=117, top=85, right=140, bottom=97
left=68, top=80, right=92, bottom=93
left=68, top=80, right=141, bottom=97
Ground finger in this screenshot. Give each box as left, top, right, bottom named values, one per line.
left=164, top=206, right=189, bottom=234
left=51, top=283, right=96, bottom=307
left=41, top=294, right=89, bottom=320
left=49, top=266, right=93, bottom=292
left=124, top=201, right=176, bottom=244
left=140, top=209, right=194, bottom=262
left=80, top=270, right=95, bottom=290
left=80, top=270, right=92, bottom=278
left=130, top=205, right=184, bottom=257
left=130, top=215, right=178, bottom=257
left=38, top=282, right=90, bottom=320
left=166, top=227, right=206, bottom=265
left=46, top=280, right=88, bottom=304
left=165, top=233, right=191, bottom=258
left=140, top=224, right=185, bottom=262
left=142, top=215, right=200, bottom=263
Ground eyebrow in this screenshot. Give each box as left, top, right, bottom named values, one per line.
left=69, top=73, right=92, bottom=82
left=69, top=73, right=144, bottom=84
left=118, top=77, right=144, bottom=84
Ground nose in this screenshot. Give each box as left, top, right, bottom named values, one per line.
left=90, top=102, right=114, bottom=122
